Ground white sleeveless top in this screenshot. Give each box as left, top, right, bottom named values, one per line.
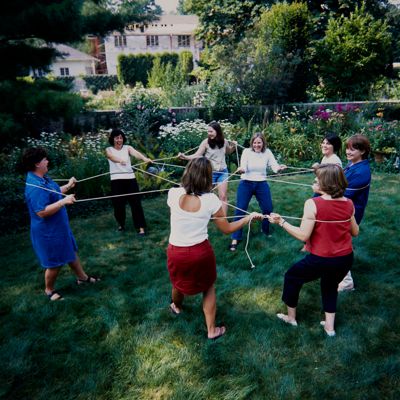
left=203, top=139, right=228, bottom=171
left=167, top=187, right=222, bottom=246
left=107, top=146, right=135, bottom=180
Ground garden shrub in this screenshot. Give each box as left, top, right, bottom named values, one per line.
left=117, top=53, right=179, bottom=87
left=83, top=75, right=118, bottom=94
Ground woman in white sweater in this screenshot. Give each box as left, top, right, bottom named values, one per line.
left=229, top=133, right=286, bottom=251
left=167, top=157, right=262, bottom=340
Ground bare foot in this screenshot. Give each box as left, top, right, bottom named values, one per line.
left=208, top=326, right=226, bottom=340
left=170, top=302, right=181, bottom=315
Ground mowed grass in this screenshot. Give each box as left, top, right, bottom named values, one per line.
left=0, top=172, right=399, bottom=399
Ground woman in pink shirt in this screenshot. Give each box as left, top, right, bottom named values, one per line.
left=268, top=164, right=359, bottom=336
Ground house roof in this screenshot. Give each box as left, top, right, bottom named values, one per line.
left=124, top=14, right=199, bottom=35
left=53, top=44, right=97, bottom=62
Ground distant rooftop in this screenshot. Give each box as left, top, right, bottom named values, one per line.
left=53, top=44, right=97, bottom=61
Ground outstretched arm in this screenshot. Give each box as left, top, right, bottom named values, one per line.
left=178, top=140, right=207, bottom=160
left=213, top=207, right=263, bottom=234
left=128, top=146, right=152, bottom=163
left=268, top=199, right=316, bottom=242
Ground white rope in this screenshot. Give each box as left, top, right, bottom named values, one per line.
left=75, top=188, right=170, bottom=203
left=152, top=161, right=186, bottom=169
left=245, top=216, right=256, bottom=269
left=131, top=165, right=180, bottom=187
left=25, top=183, right=67, bottom=196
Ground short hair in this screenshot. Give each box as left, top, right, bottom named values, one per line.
left=250, top=132, right=267, bottom=153
left=315, top=164, right=348, bottom=198
left=181, top=157, right=213, bottom=195
left=208, top=121, right=225, bottom=149
left=324, top=133, right=342, bottom=154
left=346, top=134, right=370, bottom=159
left=22, top=147, right=48, bottom=172
left=108, top=129, right=127, bottom=146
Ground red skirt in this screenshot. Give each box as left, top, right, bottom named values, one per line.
left=167, top=240, right=216, bottom=295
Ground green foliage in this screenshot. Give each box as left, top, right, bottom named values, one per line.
left=315, top=5, right=392, bottom=100
left=82, top=75, right=119, bottom=94
left=182, top=0, right=271, bottom=46
left=119, top=86, right=173, bottom=150
left=118, top=53, right=180, bottom=86
left=178, top=50, right=194, bottom=84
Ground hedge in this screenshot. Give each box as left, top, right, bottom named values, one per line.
left=117, top=52, right=180, bottom=86
left=83, top=75, right=119, bottom=94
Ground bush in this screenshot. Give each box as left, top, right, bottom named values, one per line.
left=117, top=53, right=180, bottom=87
left=83, top=75, right=118, bottom=94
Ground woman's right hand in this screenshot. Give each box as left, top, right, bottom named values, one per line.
left=62, top=194, right=76, bottom=206
left=246, top=212, right=263, bottom=222
left=177, top=152, right=187, bottom=160
left=120, top=159, right=127, bottom=165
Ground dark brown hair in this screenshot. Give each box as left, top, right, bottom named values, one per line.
left=208, top=121, right=225, bottom=149
left=324, top=133, right=342, bottom=154
left=250, top=132, right=267, bottom=153
left=181, top=157, right=213, bottom=195
left=23, top=147, right=48, bottom=172
left=108, top=129, right=127, bottom=146
left=346, top=134, right=370, bottom=159
left=315, top=164, right=348, bottom=198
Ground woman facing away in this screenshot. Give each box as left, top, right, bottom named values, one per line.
left=178, top=121, right=237, bottom=215
left=268, top=164, right=359, bottom=336
left=106, top=129, right=152, bottom=235
left=167, top=157, right=262, bottom=340
left=229, top=132, right=286, bottom=251
left=24, top=147, right=99, bottom=301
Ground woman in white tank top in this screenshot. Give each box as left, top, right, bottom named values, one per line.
left=106, top=129, right=152, bottom=235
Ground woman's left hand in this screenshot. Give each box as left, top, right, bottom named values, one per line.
left=67, top=177, right=77, bottom=190
left=278, top=165, right=287, bottom=172
left=267, top=212, right=283, bottom=225
left=144, top=157, right=152, bottom=163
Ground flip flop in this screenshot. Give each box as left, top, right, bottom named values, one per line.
left=76, top=275, right=100, bottom=285
left=320, top=321, right=336, bottom=337
left=46, top=290, right=64, bottom=301
left=169, top=302, right=181, bottom=315
left=208, top=326, right=226, bottom=340
left=277, top=313, right=298, bottom=326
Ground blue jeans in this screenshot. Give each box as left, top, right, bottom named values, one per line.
left=231, top=180, right=273, bottom=240
left=212, top=168, right=229, bottom=184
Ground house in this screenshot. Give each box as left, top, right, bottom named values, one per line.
left=103, top=15, right=202, bottom=75
left=31, top=44, right=97, bottom=78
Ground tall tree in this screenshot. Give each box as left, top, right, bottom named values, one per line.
left=315, top=5, right=392, bottom=99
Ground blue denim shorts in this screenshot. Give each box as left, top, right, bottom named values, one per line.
left=212, top=168, right=229, bottom=184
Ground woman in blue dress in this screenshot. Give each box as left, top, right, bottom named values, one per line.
left=24, top=147, right=99, bottom=301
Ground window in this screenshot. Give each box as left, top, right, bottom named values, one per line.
left=146, top=35, right=159, bottom=47
left=60, top=67, right=70, bottom=76
left=178, top=35, right=190, bottom=47
left=114, top=35, right=127, bottom=47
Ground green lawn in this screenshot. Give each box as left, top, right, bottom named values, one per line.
left=1, top=173, right=399, bottom=399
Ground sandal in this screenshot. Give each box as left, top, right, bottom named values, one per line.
left=46, top=290, right=64, bottom=301
left=169, top=302, right=181, bottom=315
left=208, top=326, right=226, bottom=340
left=76, top=275, right=100, bottom=285
left=228, top=240, right=240, bottom=252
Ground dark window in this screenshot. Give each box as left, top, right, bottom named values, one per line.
left=114, top=35, right=127, bottom=47
left=178, top=35, right=190, bottom=47
left=146, top=35, right=159, bottom=47
left=60, top=67, right=70, bottom=76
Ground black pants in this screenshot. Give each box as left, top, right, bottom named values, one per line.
left=111, top=179, right=146, bottom=230
left=282, top=253, right=353, bottom=313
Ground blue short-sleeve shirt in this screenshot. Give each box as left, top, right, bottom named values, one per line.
left=25, top=172, right=77, bottom=268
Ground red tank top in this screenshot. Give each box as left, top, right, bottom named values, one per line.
left=305, top=197, right=354, bottom=257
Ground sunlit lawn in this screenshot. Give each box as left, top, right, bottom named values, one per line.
left=0, top=172, right=399, bottom=399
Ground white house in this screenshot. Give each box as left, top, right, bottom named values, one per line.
left=31, top=44, right=97, bottom=77
left=104, top=15, right=202, bottom=75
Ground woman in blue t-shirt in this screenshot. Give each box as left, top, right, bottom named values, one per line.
left=24, top=147, right=99, bottom=301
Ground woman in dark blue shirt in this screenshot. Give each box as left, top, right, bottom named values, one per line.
left=24, top=147, right=99, bottom=301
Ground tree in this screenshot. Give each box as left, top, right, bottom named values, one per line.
left=315, top=5, right=392, bottom=99
left=213, top=2, right=312, bottom=105
left=0, top=0, right=161, bottom=149
left=181, top=0, right=272, bottom=46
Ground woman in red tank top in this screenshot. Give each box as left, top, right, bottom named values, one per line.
left=268, top=164, right=359, bottom=336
